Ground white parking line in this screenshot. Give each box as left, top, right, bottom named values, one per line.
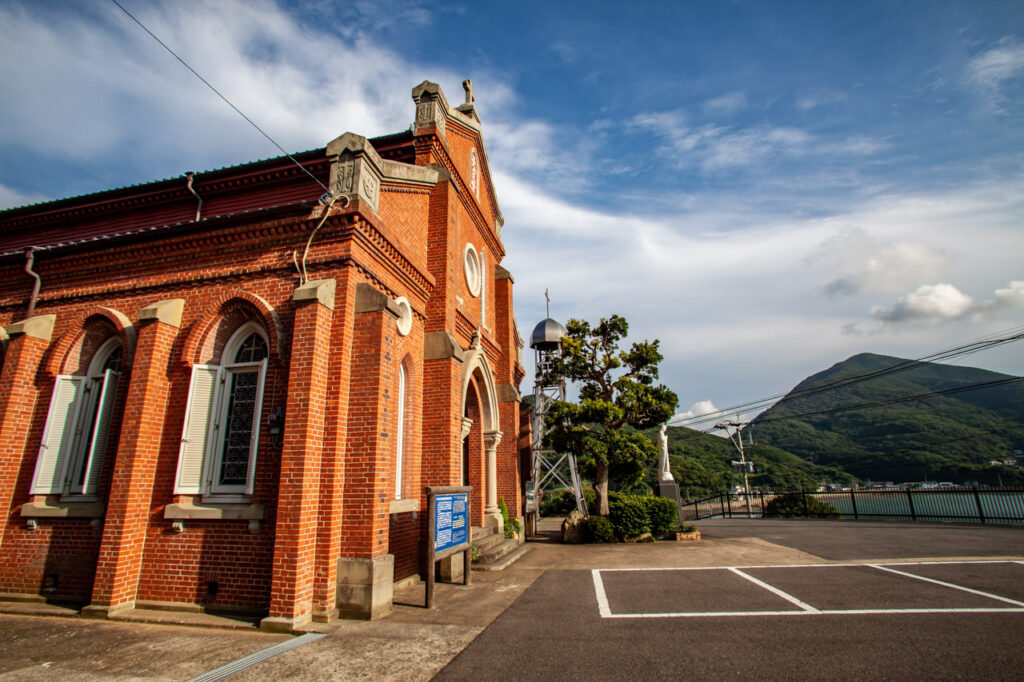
left=869, top=564, right=1024, bottom=607
left=592, top=561, right=1024, bottom=619
left=596, top=559, right=1015, bottom=572
left=728, top=568, right=821, bottom=614
left=592, top=569, right=612, bottom=618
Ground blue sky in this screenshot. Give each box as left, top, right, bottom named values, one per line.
left=1, top=0, right=1022, bottom=424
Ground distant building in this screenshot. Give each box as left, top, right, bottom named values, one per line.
left=0, top=81, right=526, bottom=631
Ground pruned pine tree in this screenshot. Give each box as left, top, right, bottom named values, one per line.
left=542, top=315, right=678, bottom=516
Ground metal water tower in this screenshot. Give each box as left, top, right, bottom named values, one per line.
left=529, top=293, right=586, bottom=517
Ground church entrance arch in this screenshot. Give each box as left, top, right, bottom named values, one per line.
left=460, top=340, right=503, bottom=532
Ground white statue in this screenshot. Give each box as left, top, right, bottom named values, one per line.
left=658, top=423, right=673, bottom=481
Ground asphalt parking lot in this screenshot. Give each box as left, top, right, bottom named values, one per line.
left=1, top=519, right=1023, bottom=680
left=438, top=561, right=1024, bottom=680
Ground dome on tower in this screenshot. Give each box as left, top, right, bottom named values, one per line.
left=530, top=317, right=567, bottom=351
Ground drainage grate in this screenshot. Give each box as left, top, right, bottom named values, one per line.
left=186, top=632, right=327, bottom=682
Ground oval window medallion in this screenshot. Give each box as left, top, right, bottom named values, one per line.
left=394, top=296, right=413, bottom=336
left=463, top=244, right=481, bottom=297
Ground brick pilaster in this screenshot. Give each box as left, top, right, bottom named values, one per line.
left=498, top=400, right=523, bottom=517
left=262, top=281, right=334, bottom=633
left=312, top=270, right=355, bottom=619
left=340, top=284, right=399, bottom=561
left=0, top=315, right=55, bottom=552
left=85, top=300, right=183, bottom=617
left=421, top=336, right=465, bottom=491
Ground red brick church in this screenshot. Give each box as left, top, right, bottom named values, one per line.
left=0, top=81, right=527, bottom=631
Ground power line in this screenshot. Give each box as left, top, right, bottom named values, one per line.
left=109, top=0, right=331, bottom=199
left=741, top=375, right=1024, bottom=428
left=672, top=325, right=1024, bottom=429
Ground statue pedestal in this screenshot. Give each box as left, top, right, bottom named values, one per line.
left=657, top=479, right=684, bottom=529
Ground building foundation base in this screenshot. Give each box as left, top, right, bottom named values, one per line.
left=336, top=554, right=394, bottom=620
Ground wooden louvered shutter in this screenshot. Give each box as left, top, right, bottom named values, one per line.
left=174, top=365, right=221, bottom=494
left=30, top=375, right=84, bottom=495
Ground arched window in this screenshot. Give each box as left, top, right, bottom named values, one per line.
left=31, top=336, right=123, bottom=499
left=395, top=363, right=406, bottom=500
left=175, top=322, right=268, bottom=498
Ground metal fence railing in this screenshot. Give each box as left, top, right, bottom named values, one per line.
left=680, top=487, right=1024, bottom=525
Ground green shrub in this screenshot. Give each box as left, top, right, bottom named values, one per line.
left=764, top=493, right=840, bottom=518
left=583, top=515, right=615, bottom=543
left=641, top=496, right=679, bottom=535
left=609, top=496, right=650, bottom=539
left=499, top=497, right=522, bottom=539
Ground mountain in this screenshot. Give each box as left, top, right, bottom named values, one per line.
left=751, top=353, right=1024, bottom=485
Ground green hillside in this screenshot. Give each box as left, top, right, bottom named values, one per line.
left=751, top=353, right=1024, bottom=485
left=643, top=426, right=856, bottom=499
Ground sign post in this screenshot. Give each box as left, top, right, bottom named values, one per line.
left=425, top=486, right=472, bottom=609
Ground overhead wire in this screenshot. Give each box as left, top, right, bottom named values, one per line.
left=671, top=324, right=1024, bottom=430
left=750, top=375, right=1024, bottom=427
left=108, top=0, right=332, bottom=200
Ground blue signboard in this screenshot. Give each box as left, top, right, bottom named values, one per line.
left=434, top=492, right=469, bottom=553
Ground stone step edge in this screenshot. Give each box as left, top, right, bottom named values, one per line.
left=475, top=537, right=521, bottom=564
left=471, top=544, right=533, bottom=572
left=474, top=532, right=506, bottom=553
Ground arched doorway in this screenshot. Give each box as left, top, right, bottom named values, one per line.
left=460, top=339, right=503, bottom=532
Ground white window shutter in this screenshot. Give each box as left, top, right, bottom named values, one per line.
left=174, top=365, right=221, bottom=494
left=244, top=358, right=268, bottom=496
left=79, top=370, right=119, bottom=496
left=30, top=375, right=84, bottom=495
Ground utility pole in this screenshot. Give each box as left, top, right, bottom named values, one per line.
left=716, top=420, right=753, bottom=518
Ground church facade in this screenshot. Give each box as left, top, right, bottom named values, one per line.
left=0, top=81, right=526, bottom=631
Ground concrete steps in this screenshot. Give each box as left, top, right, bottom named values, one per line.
left=470, top=526, right=532, bottom=571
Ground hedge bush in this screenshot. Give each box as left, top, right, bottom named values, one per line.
left=642, top=496, right=679, bottom=536
left=583, top=515, right=616, bottom=543
left=609, top=496, right=650, bottom=539
left=764, top=492, right=840, bottom=518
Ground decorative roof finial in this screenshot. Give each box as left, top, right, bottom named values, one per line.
left=462, top=79, right=475, bottom=106
left=545, top=288, right=550, bottom=318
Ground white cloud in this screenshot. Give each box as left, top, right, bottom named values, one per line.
left=794, top=90, right=848, bottom=111
left=0, top=1, right=458, bottom=173
left=965, top=37, right=1024, bottom=111
left=871, top=283, right=974, bottom=323
left=626, top=111, right=883, bottom=172
left=813, top=227, right=949, bottom=296
left=703, top=91, right=747, bottom=116
left=674, top=400, right=719, bottom=422
left=971, top=280, right=1024, bottom=320
left=870, top=280, right=1024, bottom=326
left=992, top=280, right=1024, bottom=309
